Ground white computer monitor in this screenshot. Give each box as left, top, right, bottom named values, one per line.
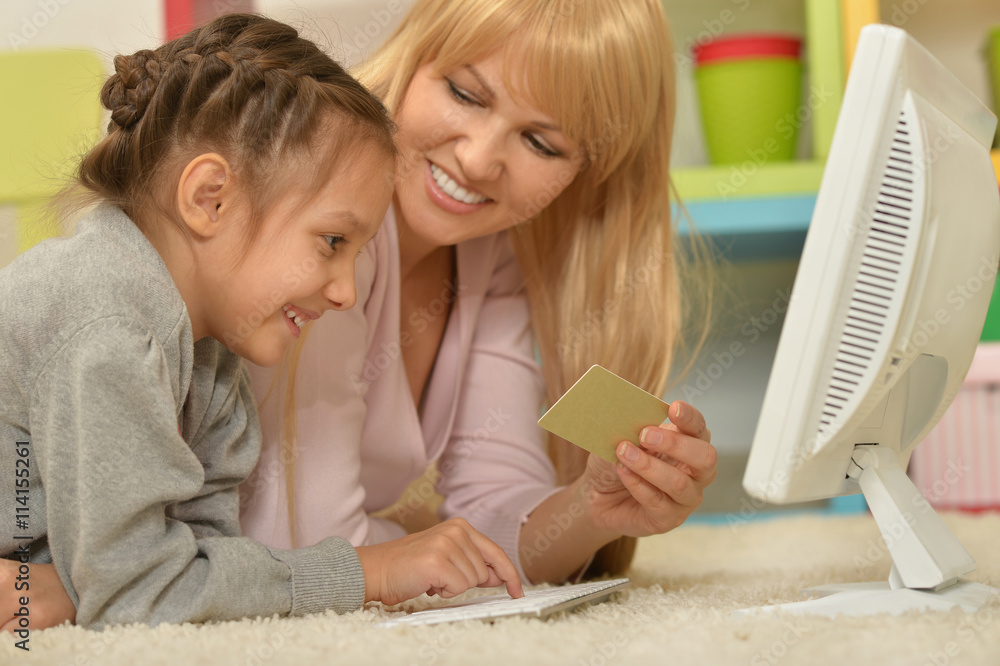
left=741, top=24, right=1000, bottom=616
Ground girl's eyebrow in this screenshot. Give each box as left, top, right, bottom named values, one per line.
left=464, top=65, right=563, bottom=133
left=319, top=210, right=367, bottom=234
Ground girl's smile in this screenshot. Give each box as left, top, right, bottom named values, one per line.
left=282, top=303, right=321, bottom=338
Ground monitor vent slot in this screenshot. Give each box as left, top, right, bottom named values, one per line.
left=818, top=112, right=914, bottom=439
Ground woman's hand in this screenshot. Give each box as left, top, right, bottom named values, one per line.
left=356, top=517, right=523, bottom=606
left=579, top=400, right=718, bottom=537
left=0, top=560, right=75, bottom=632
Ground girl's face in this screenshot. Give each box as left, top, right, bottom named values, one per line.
left=392, top=49, right=584, bottom=248
left=210, top=151, right=393, bottom=367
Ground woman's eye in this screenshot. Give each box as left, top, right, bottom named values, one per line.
left=526, top=133, right=560, bottom=158
left=447, top=79, right=481, bottom=106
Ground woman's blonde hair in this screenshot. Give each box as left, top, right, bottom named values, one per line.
left=355, top=0, right=713, bottom=576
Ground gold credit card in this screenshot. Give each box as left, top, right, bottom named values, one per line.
left=538, top=365, right=671, bottom=463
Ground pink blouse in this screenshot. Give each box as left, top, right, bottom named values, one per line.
left=239, top=207, right=560, bottom=580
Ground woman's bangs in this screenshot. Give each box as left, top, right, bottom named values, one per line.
left=417, top=1, right=526, bottom=75
left=406, top=0, right=661, bottom=179
left=504, top=6, right=651, bottom=179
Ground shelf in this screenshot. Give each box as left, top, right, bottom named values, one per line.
left=667, top=0, right=844, bottom=261
left=676, top=194, right=815, bottom=261
left=677, top=147, right=996, bottom=261
left=673, top=159, right=825, bottom=201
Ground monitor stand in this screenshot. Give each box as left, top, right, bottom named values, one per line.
left=736, top=446, right=1000, bottom=618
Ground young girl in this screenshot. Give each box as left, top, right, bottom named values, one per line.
left=0, top=13, right=520, bottom=631
left=241, top=0, right=717, bottom=586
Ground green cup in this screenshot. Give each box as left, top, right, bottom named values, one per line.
left=693, top=34, right=803, bottom=166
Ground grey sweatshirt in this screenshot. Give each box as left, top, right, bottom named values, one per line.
left=0, top=205, right=364, bottom=628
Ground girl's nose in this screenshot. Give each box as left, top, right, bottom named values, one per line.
left=324, top=268, right=357, bottom=311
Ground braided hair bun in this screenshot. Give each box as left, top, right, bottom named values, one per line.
left=103, top=50, right=162, bottom=129
left=78, top=14, right=395, bottom=228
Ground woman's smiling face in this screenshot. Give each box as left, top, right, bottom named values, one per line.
left=391, top=48, right=585, bottom=248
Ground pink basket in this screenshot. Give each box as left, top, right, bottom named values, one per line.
left=908, top=344, right=1000, bottom=510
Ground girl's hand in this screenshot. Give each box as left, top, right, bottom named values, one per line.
left=356, top=518, right=524, bottom=606
left=0, top=560, right=76, bottom=632
left=580, top=400, right=718, bottom=537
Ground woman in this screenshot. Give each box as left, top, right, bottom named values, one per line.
left=240, top=0, right=716, bottom=586
left=0, top=0, right=717, bottom=630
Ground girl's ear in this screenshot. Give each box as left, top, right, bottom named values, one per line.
left=176, top=154, right=236, bottom=238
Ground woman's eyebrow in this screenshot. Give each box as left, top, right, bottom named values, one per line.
left=464, top=65, right=496, bottom=101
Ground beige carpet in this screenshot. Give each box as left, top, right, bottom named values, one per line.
left=6, top=512, right=1000, bottom=665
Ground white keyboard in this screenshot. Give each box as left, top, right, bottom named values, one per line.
left=377, top=578, right=630, bottom=627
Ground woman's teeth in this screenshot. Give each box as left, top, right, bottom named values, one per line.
left=430, top=164, right=488, bottom=204
left=282, top=305, right=305, bottom=328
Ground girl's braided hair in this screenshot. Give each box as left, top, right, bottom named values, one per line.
left=80, top=13, right=396, bottom=237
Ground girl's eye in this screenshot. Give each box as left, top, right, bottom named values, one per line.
left=447, top=79, right=481, bottom=106
left=324, top=235, right=346, bottom=251
left=525, top=133, right=561, bottom=158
